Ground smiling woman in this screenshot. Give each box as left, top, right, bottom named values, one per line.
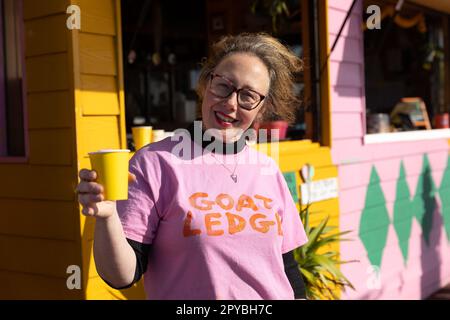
left=77, top=32, right=309, bottom=300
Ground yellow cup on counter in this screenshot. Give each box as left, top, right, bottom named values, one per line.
left=88, top=149, right=130, bottom=200
left=132, top=126, right=153, bottom=150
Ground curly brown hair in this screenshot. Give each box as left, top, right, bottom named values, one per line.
left=196, top=32, right=303, bottom=125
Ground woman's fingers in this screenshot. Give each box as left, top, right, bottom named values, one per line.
left=79, top=169, right=97, bottom=181
left=78, top=191, right=104, bottom=204
left=81, top=203, right=99, bottom=216
left=76, top=181, right=104, bottom=194
left=77, top=169, right=116, bottom=219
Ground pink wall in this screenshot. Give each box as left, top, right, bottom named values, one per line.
left=327, top=0, right=450, bottom=300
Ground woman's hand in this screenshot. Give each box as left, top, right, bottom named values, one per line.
left=76, top=169, right=137, bottom=219
left=76, top=169, right=115, bottom=219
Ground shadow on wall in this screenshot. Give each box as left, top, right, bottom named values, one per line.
left=418, top=157, right=441, bottom=299
left=330, top=3, right=363, bottom=99
left=82, top=218, right=146, bottom=300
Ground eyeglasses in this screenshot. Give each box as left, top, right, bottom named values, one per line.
left=208, top=73, right=266, bottom=110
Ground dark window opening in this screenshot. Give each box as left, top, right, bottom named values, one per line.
left=121, top=0, right=319, bottom=150
left=0, top=0, right=25, bottom=157
left=363, top=0, right=449, bottom=133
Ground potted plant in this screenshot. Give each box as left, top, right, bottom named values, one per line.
left=294, top=203, right=357, bottom=300
left=254, top=113, right=289, bottom=141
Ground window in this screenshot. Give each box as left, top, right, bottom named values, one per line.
left=363, top=0, right=449, bottom=135
left=0, top=0, right=25, bottom=158
left=121, top=0, right=320, bottom=150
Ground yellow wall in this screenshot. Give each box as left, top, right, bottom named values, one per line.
left=68, top=0, right=144, bottom=300
left=0, top=0, right=142, bottom=300
left=0, top=0, right=82, bottom=299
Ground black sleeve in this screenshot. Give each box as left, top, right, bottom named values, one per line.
left=100, top=238, right=151, bottom=290
left=283, top=250, right=307, bottom=299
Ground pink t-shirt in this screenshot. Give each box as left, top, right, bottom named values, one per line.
left=116, top=132, right=308, bottom=300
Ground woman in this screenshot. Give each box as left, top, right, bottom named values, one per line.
left=76, top=33, right=308, bottom=300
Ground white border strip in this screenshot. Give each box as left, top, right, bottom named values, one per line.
left=364, top=129, right=450, bottom=144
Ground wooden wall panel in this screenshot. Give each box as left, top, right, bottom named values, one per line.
left=0, top=236, right=80, bottom=278
left=0, top=199, right=77, bottom=241
left=332, top=113, right=364, bottom=139
left=29, top=129, right=74, bottom=165
left=0, top=165, right=75, bottom=201
left=77, top=116, right=121, bottom=157
left=0, top=270, right=83, bottom=299
left=1, top=0, right=83, bottom=301
left=23, top=0, right=68, bottom=20
left=27, top=91, right=73, bottom=129
left=79, top=34, right=117, bottom=76
left=25, top=14, right=68, bottom=57
left=80, top=75, right=119, bottom=115
left=26, top=53, right=70, bottom=92
left=78, top=0, right=116, bottom=36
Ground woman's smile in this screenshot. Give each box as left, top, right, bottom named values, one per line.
left=214, top=111, right=238, bottom=128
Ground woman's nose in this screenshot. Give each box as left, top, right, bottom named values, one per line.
left=223, top=91, right=239, bottom=111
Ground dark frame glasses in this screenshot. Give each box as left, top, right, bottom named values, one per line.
left=208, top=73, right=266, bottom=110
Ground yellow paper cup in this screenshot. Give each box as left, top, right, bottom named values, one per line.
left=132, top=126, right=153, bottom=150
left=88, top=149, right=130, bottom=200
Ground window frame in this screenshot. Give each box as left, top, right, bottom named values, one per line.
left=0, top=0, right=28, bottom=162
left=362, top=0, right=450, bottom=144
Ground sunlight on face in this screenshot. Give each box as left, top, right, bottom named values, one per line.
left=201, top=53, right=270, bottom=143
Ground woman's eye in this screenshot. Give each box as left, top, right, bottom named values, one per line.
left=217, top=83, right=229, bottom=89
left=240, top=91, right=257, bottom=102
left=215, top=83, right=232, bottom=94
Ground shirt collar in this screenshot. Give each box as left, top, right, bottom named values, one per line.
left=185, top=120, right=247, bottom=155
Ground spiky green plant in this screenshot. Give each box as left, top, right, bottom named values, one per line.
left=294, top=204, right=357, bottom=300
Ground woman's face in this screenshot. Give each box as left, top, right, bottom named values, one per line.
left=201, top=53, right=270, bottom=142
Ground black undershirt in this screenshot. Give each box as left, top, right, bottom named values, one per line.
left=102, top=122, right=307, bottom=299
